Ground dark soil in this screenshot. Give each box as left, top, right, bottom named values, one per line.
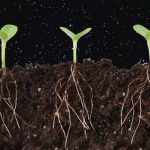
left=0, top=58, right=150, bottom=150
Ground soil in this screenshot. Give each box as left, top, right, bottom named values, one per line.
left=0, top=58, right=150, bottom=150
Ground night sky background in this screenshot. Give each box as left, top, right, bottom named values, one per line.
left=0, top=0, right=150, bottom=70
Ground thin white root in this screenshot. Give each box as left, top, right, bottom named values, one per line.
left=54, top=63, right=95, bottom=148
left=121, top=66, right=149, bottom=144
left=0, top=72, right=36, bottom=138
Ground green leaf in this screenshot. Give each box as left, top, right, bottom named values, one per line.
left=133, top=24, right=149, bottom=37
left=145, top=31, right=150, bottom=41
left=0, top=30, right=8, bottom=42
left=60, top=27, right=75, bottom=39
left=1, top=24, right=18, bottom=42
left=74, top=28, right=92, bottom=41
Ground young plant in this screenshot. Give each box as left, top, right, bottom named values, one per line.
left=0, top=24, right=18, bottom=75
left=133, top=24, right=150, bottom=62
left=60, top=27, right=92, bottom=75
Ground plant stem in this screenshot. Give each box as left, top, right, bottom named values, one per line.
left=2, top=68, right=6, bottom=76
left=1, top=41, right=6, bottom=69
left=147, top=41, right=150, bottom=62
left=73, top=63, right=77, bottom=77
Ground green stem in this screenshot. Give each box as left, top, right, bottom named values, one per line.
left=73, top=41, right=77, bottom=63
left=1, top=41, right=6, bottom=69
left=147, top=41, right=150, bottom=62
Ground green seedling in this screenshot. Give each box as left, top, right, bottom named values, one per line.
left=133, top=24, right=150, bottom=62
left=0, top=24, right=18, bottom=75
left=60, top=27, right=92, bottom=75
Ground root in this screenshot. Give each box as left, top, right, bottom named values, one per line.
left=2, top=68, right=6, bottom=77
left=0, top=70, right=36, bottom=138
left=121, top=65, right=150, bottom=144
left=54, top=63, right=95, bottom=148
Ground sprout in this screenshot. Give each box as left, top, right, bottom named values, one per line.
left=60, top=27, right=92, bottom=64
left=133, top=24, right=150, bottom=62
left=0, top=24, right=18, bottom=74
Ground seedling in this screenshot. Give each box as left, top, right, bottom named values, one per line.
left=133, top=24, right=150, bottom=62
left=53, top=27, right=95, bottom=148
left=0, top=24, right=18, bottom=75
left=0, top=24, right=36, bottom=139
left=120, top=24, right=150, bottom=145
left=60, top=27, right=91, bottom=75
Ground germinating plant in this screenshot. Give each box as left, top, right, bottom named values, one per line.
left=60, top=27, right=91, bottom=74
left=133, top=24, right=150, bottom=62
left=52, top=27, right=94, bottom=148
left=0, top=24, right=36, bottom=139
left=0, top=24, right=18, bottom=75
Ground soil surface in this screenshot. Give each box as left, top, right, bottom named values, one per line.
left=0, top=58, right=150, bottom=150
